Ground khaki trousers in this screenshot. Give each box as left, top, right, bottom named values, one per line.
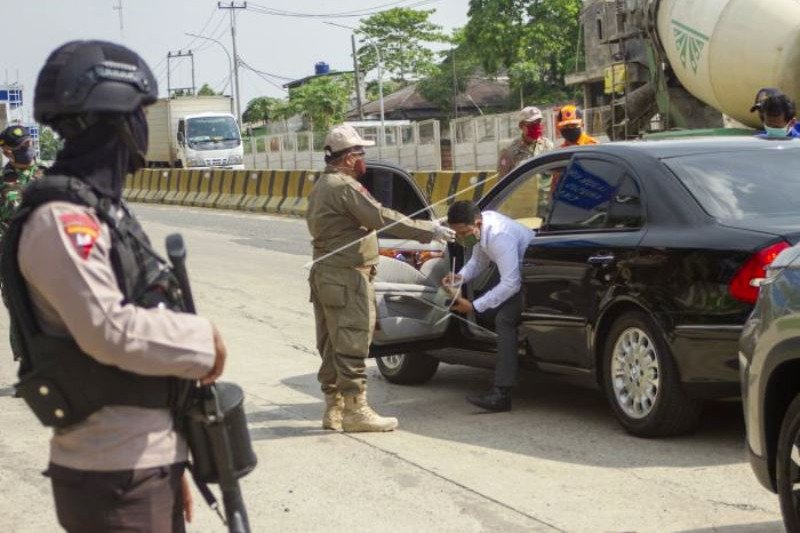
left=310, top=264, right=376, bottom=396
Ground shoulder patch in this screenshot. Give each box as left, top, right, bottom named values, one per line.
left=351, top=181, right=376, bottom=201
left=59, top=212, right=100, bottom=260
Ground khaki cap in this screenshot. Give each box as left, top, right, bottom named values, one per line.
left=518, top=106, right=543, bottom=123
left=324, top=124, right=375, bottom=154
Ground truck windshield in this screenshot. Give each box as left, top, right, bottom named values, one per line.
left=186, top=116, right=240, bottom=149
left=664, top=146, right=800, bottom=219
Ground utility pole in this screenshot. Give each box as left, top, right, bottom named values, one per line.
left=166, top=50, right=196, bottom=97
left=351, top=34, right=364, bottom=121
left=218, top=2, right=246, bottom=128
left=112, top=0, right=124, bottom=34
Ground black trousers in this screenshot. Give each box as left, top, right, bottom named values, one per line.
left=45, top=462, right=185, bottom=533
left=476, top=291, right=523, bottom=388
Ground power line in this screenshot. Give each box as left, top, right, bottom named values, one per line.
left=238, top=61, right=288, bottom=92
left=246, top=0, right=442, bottom=19
left=238, top=57, right=294, bottom=81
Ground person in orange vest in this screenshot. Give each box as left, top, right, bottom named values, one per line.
left=556, top=104, right=599, bottom=147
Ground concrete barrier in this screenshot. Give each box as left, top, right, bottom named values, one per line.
left=128, top=168, right=498, bottom=218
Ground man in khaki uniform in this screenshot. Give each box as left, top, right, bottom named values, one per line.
left=307, top=124, right=454, bottom=432
left=6, top=40, right=227, bottom=532
left=497, top=106, right=554, bottom=177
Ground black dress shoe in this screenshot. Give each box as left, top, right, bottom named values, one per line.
left=466, top=386, right=512, bottom=412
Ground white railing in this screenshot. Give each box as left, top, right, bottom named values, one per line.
left=247, top=119, right=441, bottom=171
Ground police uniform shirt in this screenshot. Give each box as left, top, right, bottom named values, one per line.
left=307, top=168, right=435, bottom=268
left=457, top=211, right=536, bottom=313
left=497, top=137, right=554, bottom=177
left=18, top=201, right=216, bottom=471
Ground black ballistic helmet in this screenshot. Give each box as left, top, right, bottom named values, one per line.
left=34, top=40, right=157, bottom=127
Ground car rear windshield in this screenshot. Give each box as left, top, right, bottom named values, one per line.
left=664, top=148, right=800, bottom=219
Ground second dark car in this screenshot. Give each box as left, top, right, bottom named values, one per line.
left=364, top=137, right=800, bottom=437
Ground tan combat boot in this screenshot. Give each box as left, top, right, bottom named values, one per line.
left=342, top=391, right=398, bottom=432
left=322, top=392, right=344, bottom=430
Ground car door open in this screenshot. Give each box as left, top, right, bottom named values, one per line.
left=361, top=164, right=454, bottom=355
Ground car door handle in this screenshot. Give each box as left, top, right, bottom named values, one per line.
left=587, top=254, right=615, bottom=265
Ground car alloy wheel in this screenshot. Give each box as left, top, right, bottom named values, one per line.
left=777, top=395, right=800, bottom=531
left=376, top=352, right=440, bottom=385
left=610, top=327, right=660, bottom=420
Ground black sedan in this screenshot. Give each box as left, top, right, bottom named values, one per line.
left=363, top=137, right=800, bottom=437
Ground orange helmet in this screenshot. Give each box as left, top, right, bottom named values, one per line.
left=557, top=105, right=583, bottom=129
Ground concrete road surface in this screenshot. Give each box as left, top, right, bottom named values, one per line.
left=0, top=204, right=786, bottom=532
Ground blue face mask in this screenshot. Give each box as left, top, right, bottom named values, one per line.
left=764, top=125, right=789, bottom=138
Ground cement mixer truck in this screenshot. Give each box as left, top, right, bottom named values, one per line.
left=567, top=0, right=800, bottom=139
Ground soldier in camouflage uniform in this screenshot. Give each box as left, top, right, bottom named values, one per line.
left=307, top=124, right=455, bottom=433
left=497, top=106, right=554, bottom=178
left=0, top=126, right=44, bottom=226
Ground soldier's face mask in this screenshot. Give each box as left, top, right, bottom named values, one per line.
left=11, top=141, right=35, bottom=167
left=523, top=121, right=543, bottom=141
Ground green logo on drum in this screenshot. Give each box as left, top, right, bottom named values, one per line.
left=672, top=20, right=710, bottom=74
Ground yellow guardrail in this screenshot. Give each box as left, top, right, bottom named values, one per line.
left=124, top=169, right=499, bottom=217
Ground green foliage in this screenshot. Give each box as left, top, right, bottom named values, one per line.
left=197, top=83, right=217, bottom=96
left=289, top=75, right=353, bottom=132
left=356, top=7, right=449, bottom=82
left=38, top=127, right=62, bottom=162
left=464, top=0, right=582, bottom=105
left=243, top=96, right=284, bottom=125
left=418, top=28, right=484, bottom=119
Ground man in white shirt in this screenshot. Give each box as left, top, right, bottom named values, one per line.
left=443, top=201, right=535, bottom=412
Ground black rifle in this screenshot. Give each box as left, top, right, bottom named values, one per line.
left=166, top=233, right=251, bottom=533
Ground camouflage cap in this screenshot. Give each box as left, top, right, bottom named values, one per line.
left=324, top=124, right=375, bottom=155
left=518, top=106, right=543, bottom=123
left=0, top=125, right=31, bottom=149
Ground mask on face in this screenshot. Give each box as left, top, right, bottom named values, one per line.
left=764, top=125, right=789, bottom=138
left=524, top=123, right=544, bottom=141
left=456, top=229, right=480, bottom=248
left=11, top=143, right=35, bottom=166
left=561, top=127, right=582, bottom=143
left=125, top=108, right=149, bottom=173
left=354, top=156, right=367, bottom=179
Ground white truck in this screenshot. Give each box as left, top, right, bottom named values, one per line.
left=145, top=96, right=244, bottom=169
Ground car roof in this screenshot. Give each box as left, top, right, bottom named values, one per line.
left=571, top=136, right=800, bottom=160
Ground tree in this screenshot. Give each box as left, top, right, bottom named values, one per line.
left=38, top=127, right=63, bottom=162
left=197, top=83, right=218, bottom=96
left=356, top=8, right=449, bottom=83
left=243, top=96, right=283, bottom=125
left=418, top=28, right=485, bottom=119
left=289, top=75, right=353, bottom=132
left=464, top=0, right=582, bottom=104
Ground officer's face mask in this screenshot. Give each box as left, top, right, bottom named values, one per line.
left=125, top=108, right=149, bottom=173
left=524, top=122, right=544, bottom=141
left=11, top=142, right=35, bottom=167
left=350, top=150, right=367, bottom=179
left=561, top=126, right=582, bottom=143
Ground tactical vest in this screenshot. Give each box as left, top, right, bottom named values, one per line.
left=2, top=176, right=191, bottom=428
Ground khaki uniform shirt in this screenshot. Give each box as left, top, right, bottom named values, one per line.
left=307, top=168, right=435, bottom=268
left=497, top=137, right=555, bottom=177
left=18, top=201, right=215, bottom=471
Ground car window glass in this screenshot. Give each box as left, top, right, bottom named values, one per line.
left=490, top=162, right=570, bottom=230
left=664, top=149, right=800, bottom=219
left=362, top=168, right=429, bottom=238
left=548, top=158, right=625, bottom=231
left=606, top=175, right=643, bottom=229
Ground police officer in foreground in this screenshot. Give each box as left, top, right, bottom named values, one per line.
left=307, top=124, right=454, bottom=432
left=497, top=106, right=554, bottom=177
left=6, top=40, right=226, bottom=531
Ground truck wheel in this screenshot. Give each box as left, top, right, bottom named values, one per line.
left=602, top=311, right=702, bottom=437
left=777, top=395, right=800, bottom=532
left=377, top=353, right=439, bottom=385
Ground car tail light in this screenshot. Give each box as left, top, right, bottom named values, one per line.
left=729, top=241, right=790, bottom=304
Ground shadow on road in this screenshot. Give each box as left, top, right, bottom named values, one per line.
left=677, top=520, right=783, bottom=533
left=255, top=362, right=751, bottom=470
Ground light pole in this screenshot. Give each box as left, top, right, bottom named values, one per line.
left=184, top=32, right=235, bottom=116
left=323, top=21, right=385, bottom=157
